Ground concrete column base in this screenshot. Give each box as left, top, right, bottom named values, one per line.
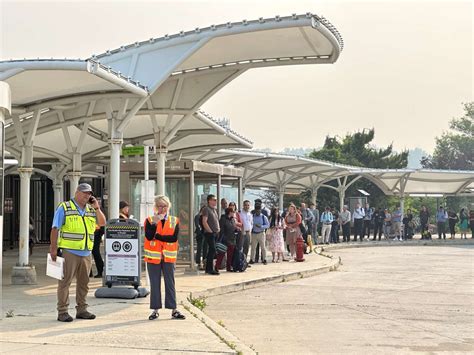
left=11, top=266, right=37, bottom=285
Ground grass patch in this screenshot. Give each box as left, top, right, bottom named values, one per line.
left=187, top=295, right=207, bottom=311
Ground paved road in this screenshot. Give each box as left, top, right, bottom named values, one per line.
left=205, top=245, right=474, bottom=354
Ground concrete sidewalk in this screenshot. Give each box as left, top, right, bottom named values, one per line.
left=1, top=246, right=338, bottom=354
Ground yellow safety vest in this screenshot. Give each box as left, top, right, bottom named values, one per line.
left=58, top=200, right=96, bottom=251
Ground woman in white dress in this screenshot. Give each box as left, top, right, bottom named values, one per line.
left=268, top=208, right=286, bottom=262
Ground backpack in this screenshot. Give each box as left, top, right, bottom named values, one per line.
left=232, top=249, right=248, bottom=272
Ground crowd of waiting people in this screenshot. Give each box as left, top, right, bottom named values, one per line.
left=194, top=196, right=474, bottom=274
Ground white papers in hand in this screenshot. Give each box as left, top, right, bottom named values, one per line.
left=46, top=253, right=64, bottom=280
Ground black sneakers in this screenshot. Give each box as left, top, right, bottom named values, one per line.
left=172, top=310, right=186, bottom=320
left=149, top=310, right=159, bottom=320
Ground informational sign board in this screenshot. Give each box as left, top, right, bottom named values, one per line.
left=104, top=219, right=141, bottom=288
left=122, top=145, right=155, bottom=157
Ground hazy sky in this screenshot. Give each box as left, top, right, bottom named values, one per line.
left=1, top=0, right=472, bottom=154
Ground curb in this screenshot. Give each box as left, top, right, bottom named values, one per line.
left=182, top=298, right=256, bottom=355
left=189, top=256, right=342, bottom=300
left=319, top=238, right=474, bottom=252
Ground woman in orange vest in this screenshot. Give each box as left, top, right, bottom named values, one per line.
left=144, top=195, right=185, bottom=320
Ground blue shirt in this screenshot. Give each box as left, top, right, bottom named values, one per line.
left=392, top=209, right=402, bottom=222
left=320, top=211, right=334, bottom=224
left=52, top=199, right=92, bottom=257
left=436, top=210, right=448, bottom=223
left=252, top=214, right=270, bottom=233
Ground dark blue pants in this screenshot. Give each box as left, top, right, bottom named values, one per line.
left=147, top=262, right=176, bottom=310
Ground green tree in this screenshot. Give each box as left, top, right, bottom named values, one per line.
left=306, top=129, right=409, bottom=210
left=309, top=128, right=409, bottom=169
left=421, top=102, right=474, bottom=170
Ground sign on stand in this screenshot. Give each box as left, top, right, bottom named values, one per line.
left=104, top=219, right=141, bottom=289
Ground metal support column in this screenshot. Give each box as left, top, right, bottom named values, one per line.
left=311, top=187, right=318, bottom=205
left=238, top=177, right=243, bottom=209
left=68, top=172, right=81, bottom=198
left=18, top=168, right=33, bottom=266
left=109, top=137, right=122, bottom=219
left=53, top=181, right=63, bottom=209
left=157, top=148, right=167, bottom=196
left=279, top=189, right=285, bottom=212
left=339, top=188, right=345, bottom=213
left=217, top=174, right=222, bottom=216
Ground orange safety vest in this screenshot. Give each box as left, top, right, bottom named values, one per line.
left=143, top=215, right=179, bottom=264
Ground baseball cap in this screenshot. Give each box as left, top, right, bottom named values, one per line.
left=77, top=183, right=93, bottom=193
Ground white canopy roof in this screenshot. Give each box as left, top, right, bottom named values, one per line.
left=2, top=12, right=343, bottom=173
left=172, top=148, right=474, bottom=196
left=353, top=169, right=474, bottom=196
left=0, top=59, right=148, bottom=107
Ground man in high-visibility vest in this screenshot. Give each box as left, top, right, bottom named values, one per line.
left=50, top=183, right=106, bottom=322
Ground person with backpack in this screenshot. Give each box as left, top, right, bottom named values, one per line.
left=320, top=207, right=333, bottom=245
left=239, top=200, right=253, bottom=261
left=252, top=199, right=270, bottom=262
left=249, top=205, right=270, bottom=265
left=436, top=206, right=448, bottom=240
left=216, top=207, right=238, bottom=272
left=352, top=203, right=365, bottom=242
left=201, top=194, right=220, bottom=275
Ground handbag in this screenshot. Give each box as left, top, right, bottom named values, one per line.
left=215, top=232, right=228, bottom=254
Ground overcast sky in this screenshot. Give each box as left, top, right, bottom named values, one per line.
left=1, top=0, right=472, bottom=154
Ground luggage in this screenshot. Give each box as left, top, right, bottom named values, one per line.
left=215, top=241, right=227, bottom=254
left=232, top=249, right=248, bottom=272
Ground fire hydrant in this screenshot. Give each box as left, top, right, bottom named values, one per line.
left=296, top=236, right=305, bottom=262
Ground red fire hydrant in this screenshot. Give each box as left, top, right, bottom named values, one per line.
left=296, top=236, right=305, bottom=262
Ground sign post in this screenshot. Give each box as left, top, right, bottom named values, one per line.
left=104, top=218, right=141, bottom=289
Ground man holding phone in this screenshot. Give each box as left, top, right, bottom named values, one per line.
left=50, top=183, right=106, bottom=322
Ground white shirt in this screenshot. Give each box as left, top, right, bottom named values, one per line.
left=239, top=210, right=253, bottom=232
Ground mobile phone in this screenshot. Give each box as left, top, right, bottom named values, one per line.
left=89, top=196, right=95, bottom=204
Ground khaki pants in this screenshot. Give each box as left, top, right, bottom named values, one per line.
left=321, top=224, right=331, bottom=243
left=251, top=232, right=266, bottom=262
left=57, top=250, right=92, bottom=314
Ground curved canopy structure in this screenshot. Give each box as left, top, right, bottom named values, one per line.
left=94, top=12, right=343, bottom=89
left=0, top=59, right=148, bottom=107
left=171, top=148, right=474, bottom=197
left=354, top=169, right=474, bottom=196
left=1, top=12, right=343, bottom=169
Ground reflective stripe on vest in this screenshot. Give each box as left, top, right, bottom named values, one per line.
left=143, top=249, right=162, bottom=260
left=58, top=200, right=96, bottom=251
